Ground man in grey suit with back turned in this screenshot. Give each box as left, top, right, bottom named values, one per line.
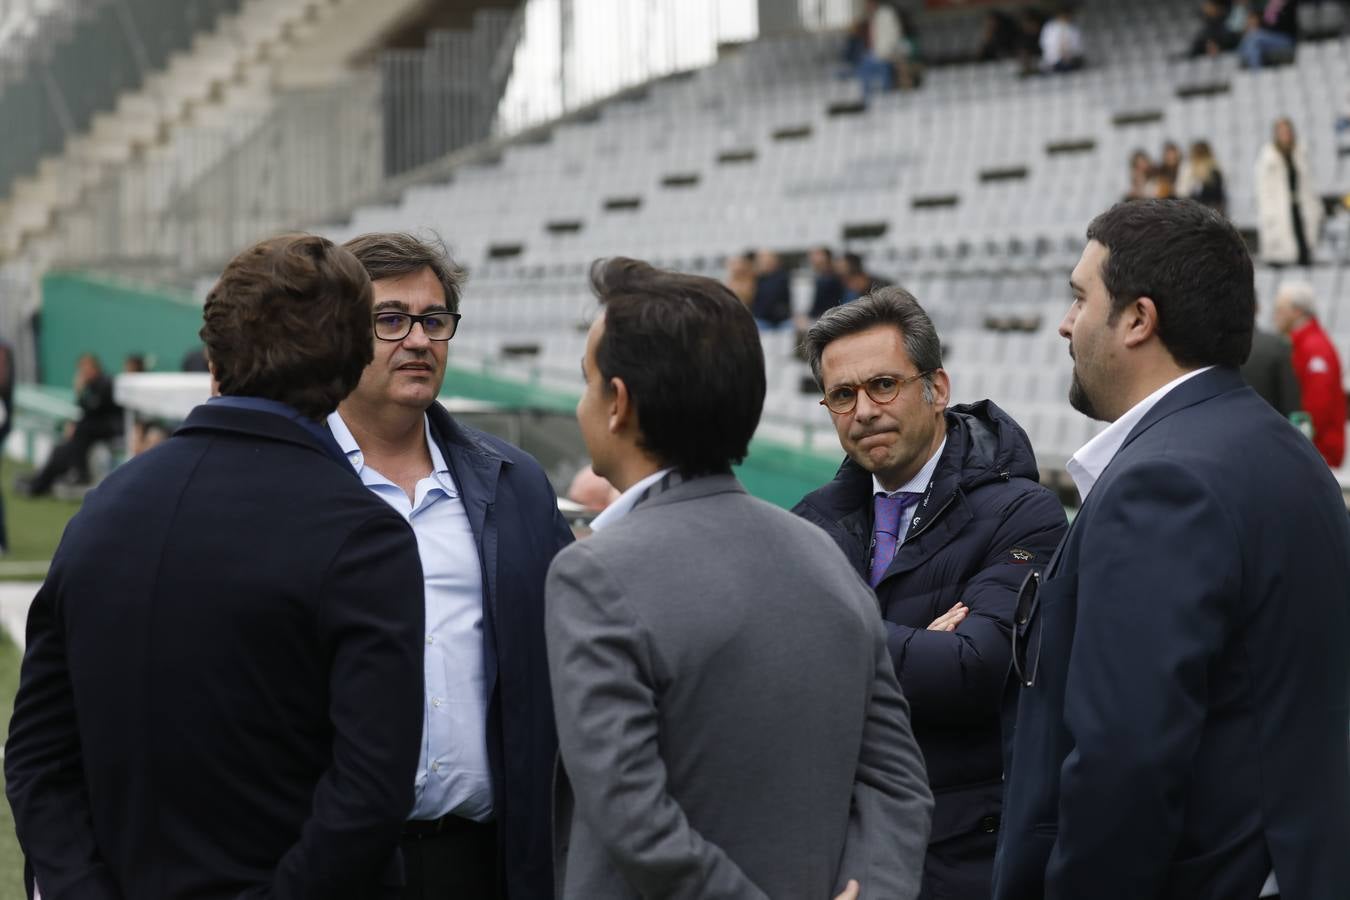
left=545, top=258, right=933, bottom=900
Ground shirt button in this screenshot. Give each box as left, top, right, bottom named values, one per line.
left=431, top=697, right=441, bottom=708
left=426, top=635, right=434, bottom=645
left=430, top=761, right=440, bottom=773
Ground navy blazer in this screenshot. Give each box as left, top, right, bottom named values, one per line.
left=425, top=402, right=574, bottom=900
left=994, top=367, right=1350, bottom=900
left=5, top=403, right=427, bottom=899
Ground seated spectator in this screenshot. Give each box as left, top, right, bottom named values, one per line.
left=1124, top=149, right=1159, bottom=200
left=1016, top=9, right=1049, bottom=75
left=1274, top=281, right=1345, bottom=466
left=807, top=247, right=846, bottom=320
left=1238, top=0, right=1299, bottom=68
left=1256, top=117, right=1323, bottom=266
left=751, top=250, right=793, bottom=330
left=1189, top=0, right=1241, bottom=56
left=1179, top=140, right=1228, bottom=214
left=1155, top=141, right=1183, bottom=197
left=181, top=346, right=210, bottom=372
left=977, top=11, right=1022, bottom=62
left=725, top=250, right=757, bottom=310
left=1039, top=6, right=1085, bottom=73
left=838, top=252, right=891, bottom=304
left=855, top=0, right=915, bottom=97
left=17, top=353, right=123, bottom=497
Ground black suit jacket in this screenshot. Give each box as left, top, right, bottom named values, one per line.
left=994, top=367, right=1350, bottom=900
left=425, top=403, right=573, bottom=899
left=1240, top=327, right=1302, bottom=418
left=4, top=403, right=427, bottom=899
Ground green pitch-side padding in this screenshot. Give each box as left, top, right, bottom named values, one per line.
left=39, top=271, right=204, bottom=386
left=37, top=270, right=843, bottom=508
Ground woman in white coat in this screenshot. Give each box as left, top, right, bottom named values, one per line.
left=1255, top=117, right=1323, bottom=265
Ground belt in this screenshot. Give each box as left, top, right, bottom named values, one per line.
left=402, top=813, right=491, bottom=839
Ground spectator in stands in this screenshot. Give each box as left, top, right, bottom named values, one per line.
left=181, top=345, right=210, bottom=372
left=6, top=234, right=427, bottom=899
left=1240, top=305, right=1302, bottom=416
left=1189, top=0, right=1242, bottom=55
left=1155, top=141, right=1183, bottom=197
left=1124, top=149, right=1159, bottom=201
left=1015, top=9, right=1049, bottom=75
left=1039, top=6, right=1085, bottom=73
left=1178, top=139, right=1228, bottom=214
left=840, top=252, right=883, bottom=303
left=855, top=0, right=915, bottom=97
left=725, top=250, right=757, bottom=310
left=995, top=199, right=1350, bottom=900
left=16, top=352, right=122, bottom=497
left=1256, top=116, right=1323, bottom=265
left=751, top=249, right=793, bottom=330
left=549, top=258, right=933, bottom=900
left=1274, top=280, right=1345, bottom=466
left=1238, top=0, right=1300, bottom=68
left=808, top=246, right=846, bottom=320
left=0, top=339, right=11, bottom=553
left=976, top=10, right=1022, bottom=62
left=795, top=289, right=1066, bottom=900
left=335, top=231, right=573, bottom=900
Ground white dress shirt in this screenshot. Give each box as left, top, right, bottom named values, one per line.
left=1039, top=18, right=1083, bottom=67
left=872, top=437, right=946, bottom=540
left=1065, top=368, right=1213, bottom=502
left=328, top=411, right=493, bottom=822
left=590, top=467, right=675, bottom=532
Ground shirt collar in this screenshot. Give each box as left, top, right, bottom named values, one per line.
left=1066, top=366, right=1214, bottom=501
left=326, top=410, right=452, bottom=486
left=872, top=437, right=946, bottom=498
left=590, top=467, right=676, bottom=532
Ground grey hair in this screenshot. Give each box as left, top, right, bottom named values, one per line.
left=802, top=286, right=943, bottom=403
left=1277, top=280, right=1317, bottom=317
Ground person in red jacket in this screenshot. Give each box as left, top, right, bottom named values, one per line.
left=1275, top=281, right=1346, bottom=466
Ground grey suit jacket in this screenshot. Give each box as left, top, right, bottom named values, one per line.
left=545, top=474, right=933, bottom=900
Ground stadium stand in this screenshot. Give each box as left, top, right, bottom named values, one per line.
left=2, top=0, right=1349, bottom=499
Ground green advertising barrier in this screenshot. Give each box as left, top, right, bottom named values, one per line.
left=36, top=271, right=842, bottom=508
left=39, top=272, right=204, bottom=386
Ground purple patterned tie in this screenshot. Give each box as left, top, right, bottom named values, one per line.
left=868, top=492, right=921, bottom=588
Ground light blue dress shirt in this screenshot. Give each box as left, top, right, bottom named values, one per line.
left=328, top=411, right=493, bottom=822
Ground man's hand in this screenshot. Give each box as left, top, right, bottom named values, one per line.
left=927, top=602, right=967, bottom=632
left=834, top=879, right=860, bottom=900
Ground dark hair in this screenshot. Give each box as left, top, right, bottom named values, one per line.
left=1085, top=199, right=1254, bottom=368
left=342, top=231, right=465, bottom=313
left=590, top=257, right=765, bottom=476
left=201, top=234, right=374, bottom=419
left=813, top=246, right=834, bottom=260
left=842, top=252, right=865, bottom=274
left=803, top=286, right=943, bottom=401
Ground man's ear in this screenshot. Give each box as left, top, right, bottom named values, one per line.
left=928, top=368, right=951, bottom=413
left=1121, top=296, right=1161, bottom=349
left=608, top=376, right=632, bottom=435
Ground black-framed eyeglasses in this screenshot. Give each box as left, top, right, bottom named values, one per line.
left=373, top=311, right=462, bottom=342
left=1011, top=569, right=1042, bottom=688
left=820, top=370, right=934, bottom=415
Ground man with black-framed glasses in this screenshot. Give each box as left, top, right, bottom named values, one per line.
left=332, top=232, right=573, bottom=900
left=794, top=288, right=1066, bottom=900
